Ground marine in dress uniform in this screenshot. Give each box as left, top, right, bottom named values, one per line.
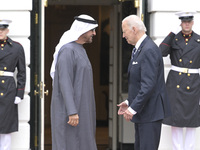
left=0, top=20, right=26, bottom=150
left=159, top=11, right=200, bottom=150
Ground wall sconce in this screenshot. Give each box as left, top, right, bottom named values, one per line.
left=134, top=0, right=139, bottom=8
left=44, top=0, right=48, bottom=7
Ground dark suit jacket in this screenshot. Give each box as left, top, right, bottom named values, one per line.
left=128, top=36, right=171, bottom=123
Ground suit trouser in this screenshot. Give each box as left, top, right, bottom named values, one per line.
left=0, top=134, right=11, bottom=150
left=134, top=120, right=162, bottom=150
left=172, top=127, right=196, bottom=150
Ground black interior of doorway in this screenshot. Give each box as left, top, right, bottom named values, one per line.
left=44, top=5, right=110, bottom=150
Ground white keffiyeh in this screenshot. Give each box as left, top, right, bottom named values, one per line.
left=50, top=14, right=98, bottom=79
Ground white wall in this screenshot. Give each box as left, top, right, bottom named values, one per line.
left=0, top=0, right=32, bottom=149
left=148, top=0, right=200, bottom=149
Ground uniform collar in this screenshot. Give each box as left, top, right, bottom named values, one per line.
left=6, top=37, right=13, bottom=45
left=182, top=31, right=193, bottom=38
left=0, top=37, right=8, bottom=44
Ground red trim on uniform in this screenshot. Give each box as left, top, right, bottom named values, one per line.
left=13, top=41, right=22, bottom=46
left=160, top=43, right=170, bottom=47
left=169, top=32, right=172, bottom=35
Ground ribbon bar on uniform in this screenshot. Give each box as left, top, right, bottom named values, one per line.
left=171, top=65, right=199, bottom=74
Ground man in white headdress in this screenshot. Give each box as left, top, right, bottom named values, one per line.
left=50, top=14, right=98, bottom=150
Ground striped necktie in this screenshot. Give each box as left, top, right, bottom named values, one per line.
left=131, top=48, right=136, bottom=59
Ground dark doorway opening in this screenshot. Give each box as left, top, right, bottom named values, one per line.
left=44, top=5, right=111, bottom=150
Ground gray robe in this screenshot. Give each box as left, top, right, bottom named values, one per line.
left=51, top=42, right=97, bottom=150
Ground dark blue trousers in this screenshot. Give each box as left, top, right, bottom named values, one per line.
left=134, top=120, right=162, bottom=150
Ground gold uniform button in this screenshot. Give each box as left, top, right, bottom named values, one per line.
left=188, top=73, right=190, bottom=76
left=185, top=39, right=188, bottom=41
left=2, top=80, right=5, bottom=83
left=186, top=43, right=188, bottom=45
left=179, top=59, right=182, bottom=62
left=190, top=60, right=192, bottom=63
left=4, top=67, right=7, bottom=70
left=187, top=86, right=190, bottom=90
left=1, top=93, right=3, bottom=96
left=179, top=72, right=182, bottom=75
left=177, top=85, right=180, bottom=88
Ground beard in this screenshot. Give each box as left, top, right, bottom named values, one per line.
left=84, top=36, right=93, bottom=43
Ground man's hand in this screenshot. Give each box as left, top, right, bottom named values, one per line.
left=123, top=109, right=133, bottom=121
left=68, top=114, right=79, bottom=127
left=117, top=102, right=128, bottom=115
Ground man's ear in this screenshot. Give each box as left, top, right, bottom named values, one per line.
left=132, top=26, right=137, bottom=34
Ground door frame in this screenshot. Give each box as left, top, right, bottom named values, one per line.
left=30, top=0, right=46, bottom=149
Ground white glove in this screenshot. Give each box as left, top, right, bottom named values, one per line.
left=14, top=96, right=22, bottom=104
left=171, top=25, right=181, bottom=34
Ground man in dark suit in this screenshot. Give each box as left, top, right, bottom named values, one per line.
left=159, top=11, right=200, bottom=150
left=117, top=15, right=171, bottom=150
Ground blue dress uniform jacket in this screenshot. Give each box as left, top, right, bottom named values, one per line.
left=128, top=36, right=171, bottom=123
left=0, top=37, right=26, bottom=133
left=159, top=31, right=200, bottom=127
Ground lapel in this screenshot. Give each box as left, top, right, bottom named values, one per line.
left=128, top=36, right=149, bottom=74
left=133, top=36, right=149, bottom=60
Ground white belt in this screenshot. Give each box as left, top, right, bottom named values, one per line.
left=0, top=71, right=14, bottom=76
left=171, top=65, right=199, bottom=74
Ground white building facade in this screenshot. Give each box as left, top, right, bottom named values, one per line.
left=0, top=0, right=200, bottom=149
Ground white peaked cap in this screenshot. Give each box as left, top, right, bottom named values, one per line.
left=175, top=11, right=197, bottom=21
left=0, top=19, right=12, bottom=24
left=0, top=19, right=12, bottom=28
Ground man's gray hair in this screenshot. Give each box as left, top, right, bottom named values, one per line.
left=122, top=15, right=147, bottom=32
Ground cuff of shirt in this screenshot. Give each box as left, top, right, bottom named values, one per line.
left=124, top=100, right=129, bottom=106
left=128, top=107, right=137, bottom=115
left=124, top=100, right=137, bottom=115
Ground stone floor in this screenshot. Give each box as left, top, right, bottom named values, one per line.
left=45, top=126, right=109, bottom=150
